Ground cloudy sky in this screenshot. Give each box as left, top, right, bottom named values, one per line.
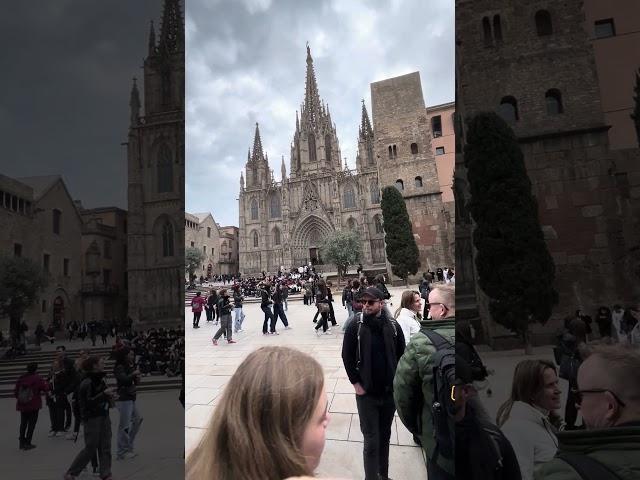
left=0, top=0, right=160, bottom=209
left=186, top=0, right=454, bottom=227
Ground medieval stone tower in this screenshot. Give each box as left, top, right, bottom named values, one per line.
left=371, top=72, right=453, bottom=273
left=457, top=0, right=640, bottom=344
left=127, top=0, right=185, bottom=326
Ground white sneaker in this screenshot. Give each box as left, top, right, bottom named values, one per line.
left=324, top=331, right=332, bottom=335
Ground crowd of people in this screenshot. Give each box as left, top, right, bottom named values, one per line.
left=12, top=328, right=185, bottom=479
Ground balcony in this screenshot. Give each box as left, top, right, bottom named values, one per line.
left=81, top=283, right=120, bottom=296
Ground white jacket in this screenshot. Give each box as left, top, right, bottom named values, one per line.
left=500, top=401, right=558, bottom=480
left=395, top=308, right=421, bottom=345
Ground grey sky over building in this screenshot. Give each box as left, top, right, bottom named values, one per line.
left=186, top=0, right=454, bottom=227
left=0, top=0, right=161, bottom=210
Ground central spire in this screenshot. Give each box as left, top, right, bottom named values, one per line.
left=360, top=99, right=373, bottom=139
left=303, top=43, right=321, bottom=126
left=251, top=122, right=265, bottom=162
left=158, top=0, right=184, bottom=54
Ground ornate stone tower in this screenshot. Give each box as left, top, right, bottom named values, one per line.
left=127, top=0, right=184, bottom=327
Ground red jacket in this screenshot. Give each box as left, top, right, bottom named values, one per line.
left=14, top=373, right=49, bottom=412
left=191, top=295, right=205, bottom=313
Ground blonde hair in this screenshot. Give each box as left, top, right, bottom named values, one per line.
left=186, top=346, right=325, bottom=480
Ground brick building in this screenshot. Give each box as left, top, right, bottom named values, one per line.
left=456, top=0, right=640, bottom=346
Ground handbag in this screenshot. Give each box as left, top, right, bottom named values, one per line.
left=317, top=302, right=330, bottom=313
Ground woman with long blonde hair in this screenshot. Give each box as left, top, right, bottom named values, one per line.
left=186, top=346, right=330, bottom=480
left=393, top=290, right=422, bottom=345
left=496, top=359, right=562, bottom=480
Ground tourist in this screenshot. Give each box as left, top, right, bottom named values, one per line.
left=14, top=362, right=49, bottom=450
left=393, top=290, right=422, bottom=345
left=595, top=306, right=612, bottom=338
left=186, top=346, right=329, bottom=480
left=232, top=284, right=245, bottom=333
left=314, top=281, right=331, bottom=335
left=207, top=289, right=218, bottom=324
left=342, top=279, right=354, bottom=318
left=114, top=347, right=143, bottom=460
left=497, top=360, right=562, bottom=480
left=64, top=356, right=115, bottom=480
left=213, top=289, right=237, bottom=345
left=281, top=282, right=289, bottom=311
left=394, top=285, right=455, bottom=479
left=534, top=345, right=640, bottom=479
left=272, top=283, right=291, bottom=329
left=419, top=273, right=431, bottom=319
left=342, top=287, right=405, bottom=480
left=326, top=281, right=338, bottom=326
left=191, top=291, right=205, bottom=329
left=260, top=282, right=278, bottom=335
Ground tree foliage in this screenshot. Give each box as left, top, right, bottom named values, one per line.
left=380, top=186, right=420, bottom=280
left=185, top=247, right=205, bottom=283
left=631, top=68, right=640, bottom=148
left=0, top=256, right=47, bottom=339
left=320, top=229, right=362, bottom=278
left=464, top=112, right=558, bottom=338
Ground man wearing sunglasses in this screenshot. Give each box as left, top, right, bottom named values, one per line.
left=341, top=286, right=406, bottom=480
left=393, top=285, right=456, bottom=479
left=534, top=345, right=640, bottom=480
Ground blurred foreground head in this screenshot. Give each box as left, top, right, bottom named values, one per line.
left=186, top=346, right=327, bottom=480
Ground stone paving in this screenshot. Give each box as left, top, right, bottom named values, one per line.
left=184, top=284, right=428, bottom=480
left=0, top=391, right=184, bottom=480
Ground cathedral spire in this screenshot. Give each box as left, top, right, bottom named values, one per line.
left=148, top=20, right=156, bottom=56
left=251, top=122, right=265, bottom=162
left=360, top=99, right=373, bottom=139
left=281, top=155, right=286, bottom=180
left=240, top=171, right=245, bottom=190
left=302, top=43, right=321, bottom=125
left=129, top=77, right=141, bottom=126
left=158, top=0, right=184, bottom=55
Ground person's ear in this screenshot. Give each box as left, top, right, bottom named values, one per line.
left=604, top=391, right=621, bottom=424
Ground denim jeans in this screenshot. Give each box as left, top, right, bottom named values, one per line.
left=234, top=307, right=245, bottom=332
left=115, top=400, right=142, bottom=457
left=261, top=305, right=276, bottom=333
left=214, top=314, right=232, bottom=341
left=273, top=303, right=289, bottom=327
left=346, top=303, right=353, bottom=318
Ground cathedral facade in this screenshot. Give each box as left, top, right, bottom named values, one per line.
left=238, top=47, right=452, bottom=277
left=127, top=0, right=184, bottom=327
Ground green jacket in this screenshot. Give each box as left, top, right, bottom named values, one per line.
left=393, top=317, right=455, bottom=475
left=534, top=425, right=640, bottom=480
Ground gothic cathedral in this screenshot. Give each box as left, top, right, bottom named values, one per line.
left=239, top=46, right=452, bottom=276
left=127, top=0, right=185, bottom=326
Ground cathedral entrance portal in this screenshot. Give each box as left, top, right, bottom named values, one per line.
left=291, top=215, right=333, bottom=268
left=309, top=247, right=322, bottom=265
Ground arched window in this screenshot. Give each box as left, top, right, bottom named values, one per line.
left=370, top=179, right=380, bottom=204
left=482, top=17, right=492, bottom=46
left=252, top=231, right=259, bottom=248
left=269, top=194, right=281, bottom=218
left=325, top=134, right=332, bottom=165
left=415, top=176, right=423, bottom=188
left=498, top=96, right=519, bottom=122
left=374, top=215, right=384, bottom=234
left=545, top=89, right=563, bottom=115
left=272, top=227, right=281, bottom=246
left=157, top=144, right=173, bottom=193
left=395, top=179, right=404, bottom=191
left=308, top=133, right=317, bottom=162
left=250, top=198, right=258, bottom=220
left=347, top=218, right=357, bottom=231
left=53, top=209, right=62, bottom=235
left=392, top=145, right=397, bottom=157
left=162, top=221, right=174, bottom=257
left=343, top=185, right=356, bottom=209
left=535, top=10, right=553, bottom=36
left=388, top=145, right=393, bottom=159
left=410, top=143, right=419, bottom=154
left=493, top=15, right=503, bottom=42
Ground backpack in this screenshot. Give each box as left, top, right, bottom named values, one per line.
left=421, top=328, right=456, bottom=463
left=558, top=453, right=623, bottom=480
left=355, top=313, right=398, bottom=372
left=17, top=382, right=34, bottom=405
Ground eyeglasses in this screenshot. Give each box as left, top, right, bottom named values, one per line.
left=361, top=299, right=381, bottom=305
left=427, top=303, right=448, bottom=310
left=572, top=388, right=626, bottom=407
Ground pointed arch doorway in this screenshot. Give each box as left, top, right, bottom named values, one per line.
left=291, top=215, right=333, bottom=267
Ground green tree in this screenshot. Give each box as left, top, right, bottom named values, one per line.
left=631, top=68, right=640, bottom=147
left=0, top=256, right=47, bottom=345
left=185, top=247, right=205, bottom=285
left=380, top=186, right=420, bottom=282
left=320, top=229, right=362, bottom=282
left=464, top=112, right=558, bottom=352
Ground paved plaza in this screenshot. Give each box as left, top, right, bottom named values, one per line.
left=1, top=390, right=184, bottom=480
left=184, top=284, right=428, bottom=480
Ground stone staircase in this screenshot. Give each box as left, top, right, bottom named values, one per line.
left=0, top=346, right=181, bottom=399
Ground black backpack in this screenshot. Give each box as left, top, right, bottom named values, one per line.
left=422, top=329, right=456, bottom=462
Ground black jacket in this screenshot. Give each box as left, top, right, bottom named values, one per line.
left=233, top=291, right=243, bottom=308
left=114, top=362, right=138, bottom=401
left=342, top=310, right=405, bottom=394
left=260, top=288, right=272, bottom=307
left=77, top=373, right=110, bottom=420
left=218, top=295, right=232, bottom=315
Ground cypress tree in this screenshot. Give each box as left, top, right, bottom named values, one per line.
left=464, top=112, right=558, bottom=346
left=380, top=186, right=420, bottom=282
